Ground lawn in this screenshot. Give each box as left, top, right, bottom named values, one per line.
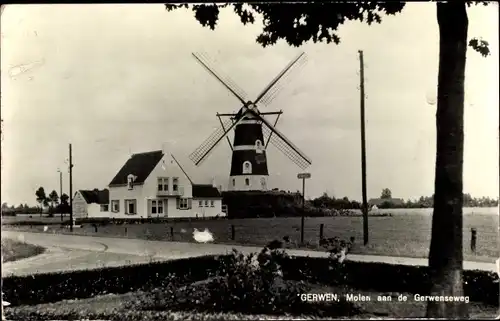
left=3, top=209, right=498, bottom=262
left=1, top=238, right=45, bottom=263
left=1, top=214, right=70, bottom=225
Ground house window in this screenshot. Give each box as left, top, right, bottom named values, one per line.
left=199, top=200, right=203, bottom=207
left=125, top=199, right=137, bottom=215
left=242, top=161, right=252, bottom=174
left=100, top=204, right=109, bottom=212
left=245, top=178, right=250, bottom=186
left=157, top=178, right=169, bottom=192
left=173, top=177, right=179, bottom=192
left=150, top=200, right=164, bottom=214
left=111, top=200, right=120, bottom=213
left=176, top=198, right=191, bottom=210
left=204, top=200, right=208, bottom=207
left=210, top=200, right=214, bottom=207
left=255, top=140, right=263, bottom=153
left=232, top=179, right=235, bottom=186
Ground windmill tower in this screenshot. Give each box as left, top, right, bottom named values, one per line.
left=188, top=52, right=312, bottom=191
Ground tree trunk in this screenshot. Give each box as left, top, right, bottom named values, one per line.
left=426, top=2, right=468, bottom=318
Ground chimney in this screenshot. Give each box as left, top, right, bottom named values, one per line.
left=211, top=177, right=216, bottom=187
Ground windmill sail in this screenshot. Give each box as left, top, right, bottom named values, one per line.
left=251, top=107, right=311, bottom=169
left=189, top=117, right=246, bottom=166
left=262, top=125, right=310, bottom=169
left=255, top=52, right=308, bottom=107
left=192, top=52, right=249, bottom=105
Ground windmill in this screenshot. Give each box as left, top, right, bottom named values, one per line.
left=189, top=52, right=312, bottom=191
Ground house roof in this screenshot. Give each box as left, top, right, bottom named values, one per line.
left=79, top=189, right=109, bottom=205
left=192, top=184, right=221, bottom=198
left=109, top=150, right=164, bottom=186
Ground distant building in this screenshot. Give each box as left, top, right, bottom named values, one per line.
left=368, top=198, right=404, bottom=207
left=73, top=189, right=109, bottom=219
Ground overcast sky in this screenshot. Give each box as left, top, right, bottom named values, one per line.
left=1, top=3, right=498, bottom=205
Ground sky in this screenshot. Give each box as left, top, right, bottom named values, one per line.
left=1, top=3, right=498, bottom=205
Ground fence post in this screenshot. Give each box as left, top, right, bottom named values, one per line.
left=231, top=225, right=235, bottom=241
left=471, top=228, right=477, bottom=253
left=170, top=227, right=174, bottom=240
left=124, top=227, right=127, bottom=235
left=95, top=224, right=98, bottom=233
left=319, top=223, right=324, bottom=240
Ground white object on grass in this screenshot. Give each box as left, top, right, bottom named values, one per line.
left=43, top=226, right=48, bottom=232
left=338, top=248, right=347, bottom=263
left=180, top=228, right=187, bottom=233
left=2, top=300, right=10, bottom=307
left=193, top=228, right=214, bottom=243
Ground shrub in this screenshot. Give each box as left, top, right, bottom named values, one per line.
left=135, top=246, right=358, bottom=317
left=278, top=256, right=499, bottom=306
left=2, top=255, right=221, bottom=307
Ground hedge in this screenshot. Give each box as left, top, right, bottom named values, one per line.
left=2, top=255, right=222, bottom=307
left=277, top=256, right=499, bottom=306
left=3, top=253, right=498, bottom=308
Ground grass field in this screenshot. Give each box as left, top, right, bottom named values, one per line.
left=3, top=208, right=498, bottom=262
left=1, top=214, right=71, bottom=225
left=1, top=238, right=45, bottom=263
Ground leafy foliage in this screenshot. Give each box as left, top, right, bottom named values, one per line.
left=380, top=188, right=392, bottom=199
left=35, top=187, right=46, bottom=211
left=469, top=38, right=491, bottom=57
left=281, top=255, right=499, bottom=306
left=2, top=255, right=221, bottom=307
left=135, top=245, right=357, bottom=317
left=167, top=3, right=406, bottom=47
left=165, top=3, right=490, bottom=55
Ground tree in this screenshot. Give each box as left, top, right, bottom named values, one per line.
left=48, top=190, right=59, bottom=217
left=380, top=188, right=392, bottom=199
left=60, top=193, right=69, bottom=205
left=164, top=2, right=491, bottom=317
left=48, top=190, right=59, bottom=208
left=35, top=187, right=47, bottom=216
left=58, top=193, right=70, bottom=214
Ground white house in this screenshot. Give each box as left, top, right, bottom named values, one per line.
left=104, top=150, right=224, bottom=219
left=72, top=189, right=110, bottom=219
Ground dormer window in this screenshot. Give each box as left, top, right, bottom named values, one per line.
left=242, top=161, right=252, bottom=174
left=127, top=174, right=135, bottom=190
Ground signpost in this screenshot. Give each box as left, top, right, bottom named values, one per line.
left=297, top=172, right=311, bottom=245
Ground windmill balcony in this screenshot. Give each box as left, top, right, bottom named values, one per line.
left=156, top=187, right=184, bottom=197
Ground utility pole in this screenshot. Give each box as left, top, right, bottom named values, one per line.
left=297, top=172, right=311, bottom=245
left=69, top=144, right=74, bottom=232
left=358, top=50, right=369, bottom=246
left=58, top=169, right=63, bottom=221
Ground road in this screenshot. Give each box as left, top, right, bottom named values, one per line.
left=2, top=231, right=497, bottom=277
